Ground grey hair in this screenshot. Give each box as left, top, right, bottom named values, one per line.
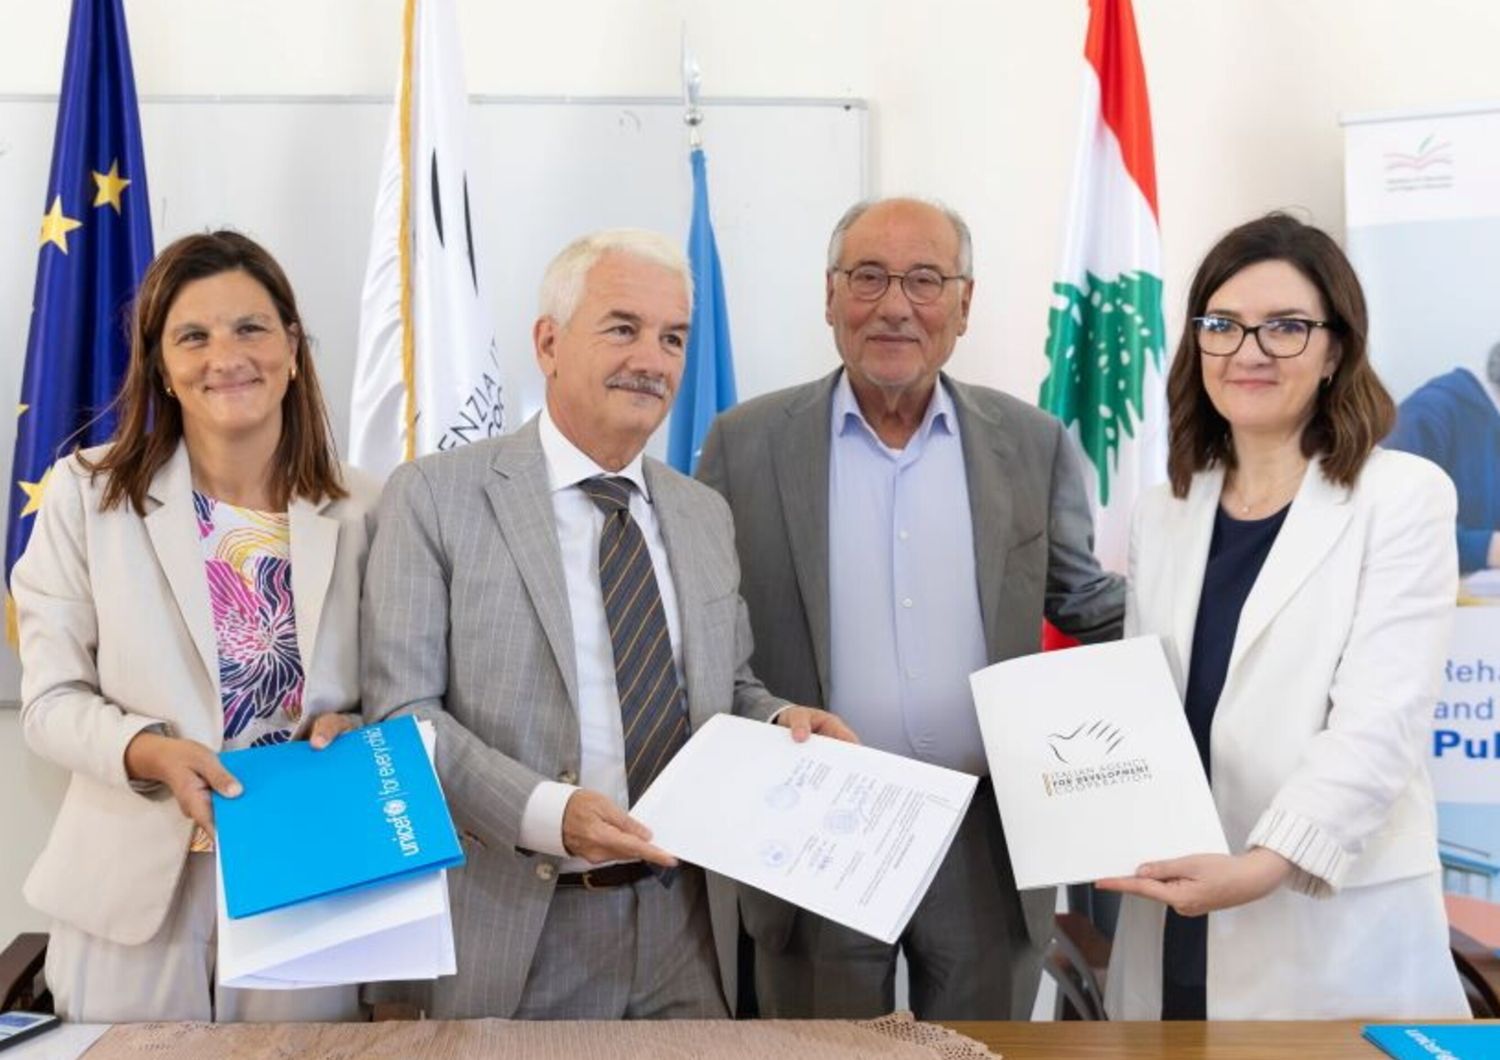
left=538, top=228, right=694, bottom=325
left=826, top=197, right=974, bottom=277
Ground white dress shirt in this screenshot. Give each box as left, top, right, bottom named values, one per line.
left=517, top=408, right=685, bottom=871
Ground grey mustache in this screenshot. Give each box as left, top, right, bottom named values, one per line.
left=606, top=373, right=669, bottom=397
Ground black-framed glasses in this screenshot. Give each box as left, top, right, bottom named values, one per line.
left=831, top=264, right=968, bottom=305
left=1193, top=315, right=1331, bottom=359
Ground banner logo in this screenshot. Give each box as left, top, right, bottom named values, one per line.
left=1383, top=135, right=1455, bottom=193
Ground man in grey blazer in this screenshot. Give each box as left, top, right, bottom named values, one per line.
left=697, top=198, right=1124, bottom=1020
left=362, top=228, right=852, bottom=1020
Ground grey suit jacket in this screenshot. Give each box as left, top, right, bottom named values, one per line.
left=361, top=417, right=785, bottom=1018
left=697, top=369, right=1125, bottom=952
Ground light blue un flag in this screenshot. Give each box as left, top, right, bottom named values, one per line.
left=667, top=148, right=736, bottom=474
left=6, top=0, right=153, bottom=642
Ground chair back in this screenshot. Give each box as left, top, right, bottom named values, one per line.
left=0, top=933, right=51, bottom=1014
left=1046, top=912, right=1111, bottom=1020
left=1451, top=926, right=1500, bottom=1018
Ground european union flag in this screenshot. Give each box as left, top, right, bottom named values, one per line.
left=6, top=0, right=153, bottom=637
left=667, top=147, right=736, bottom=474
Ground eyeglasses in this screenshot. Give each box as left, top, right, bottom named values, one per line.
left=831, top=264, right=968, bottom=305
left=1193, top=315, right=1331, bottom=359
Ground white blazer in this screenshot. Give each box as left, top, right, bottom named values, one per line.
left=1105, top=448, right=1468, bottom=1019
left=14, top=443, right=379, bottom=946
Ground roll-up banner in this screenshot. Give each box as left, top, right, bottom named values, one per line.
left=1345, top=102, right=1500, bottom=945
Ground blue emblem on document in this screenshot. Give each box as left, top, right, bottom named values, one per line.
left=214, top=715, right=464, bottom=918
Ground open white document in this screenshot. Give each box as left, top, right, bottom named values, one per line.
left=632, top=714, right=977, bottom=944
left=216, top=720, right=457, bottom=989
left=970, top=636, right=1229, bottom=890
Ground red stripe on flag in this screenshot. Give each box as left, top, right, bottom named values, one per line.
left=1084, top=0, right=1158, bottom=219
left=1041, top=620, right=1082, bottom=652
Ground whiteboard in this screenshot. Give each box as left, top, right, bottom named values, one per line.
left=0, top=94, right=868, bottom=704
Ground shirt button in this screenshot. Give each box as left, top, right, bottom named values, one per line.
left=535, top=863, right=556, bottom=882
left=901, top=597, right=913, bottom=608
left=898, top=530, right=910, bottom=541
left=558, top=769, right=578, bottom=785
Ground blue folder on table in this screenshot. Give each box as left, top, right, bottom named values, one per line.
left=1364, top=1025, right=1500, bottom=1059
left=214, top=715, right=463, bottom=919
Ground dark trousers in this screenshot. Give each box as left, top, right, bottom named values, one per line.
left=751, top=785, right=1039, bottom=1020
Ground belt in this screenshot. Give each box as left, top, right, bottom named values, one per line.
left=555, top=861, right=653, bottom=889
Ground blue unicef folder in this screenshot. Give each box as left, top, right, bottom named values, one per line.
left=1364, top=1025, right=1500, bottom=1059
left=214, top=715, right=463, bottom=919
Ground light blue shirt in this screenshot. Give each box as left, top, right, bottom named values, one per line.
left=828, top=371, right=990, bottom=775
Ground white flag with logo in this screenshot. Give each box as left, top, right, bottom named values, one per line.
left=350, top=0, right=501, bottom=477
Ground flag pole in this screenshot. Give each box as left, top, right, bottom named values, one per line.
left=398, top=0, right=417, bottom=462
left=681, top=25, right=703, bottom=150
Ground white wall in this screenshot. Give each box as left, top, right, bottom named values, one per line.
left=3, top=0, right=1500, bottom=944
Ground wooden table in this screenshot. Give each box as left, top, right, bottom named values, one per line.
left=942, top=1020, right=1484, bottom=1058
left=58, top=1019, right=1487, bottom=1060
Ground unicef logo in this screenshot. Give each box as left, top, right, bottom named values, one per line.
left=383, top=799, right=408, bottom=817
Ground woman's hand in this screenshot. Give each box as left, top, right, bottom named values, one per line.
left=304, top=712, right=360, bottom=750
left=123, top=731, right=241, bottom=836
left=1096, top=848, right=1295, bottom=917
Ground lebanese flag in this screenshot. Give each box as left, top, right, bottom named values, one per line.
left=1040, top=0, right=1164, bottom=650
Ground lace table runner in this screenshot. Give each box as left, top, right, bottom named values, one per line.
left=80, top=1012, right=997, bottom=1059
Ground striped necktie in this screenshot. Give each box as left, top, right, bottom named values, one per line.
left=577, top=475, right=691, bottom=805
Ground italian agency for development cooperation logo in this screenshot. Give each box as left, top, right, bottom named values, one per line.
left=1041, top=719, right=1152, bottom=797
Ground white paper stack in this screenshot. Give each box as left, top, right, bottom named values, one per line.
left=633, top=714, right=977, bottom=944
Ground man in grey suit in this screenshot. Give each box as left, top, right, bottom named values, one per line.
left=697, top=198, right=1125, bottom=1020
left=363, top=228, right=853, bottom=1020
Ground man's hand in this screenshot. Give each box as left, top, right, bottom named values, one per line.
left=304, top=712, right=360, bottom=750
left=1096, top=848, right=1295, bottom=917
left=560, top=789, right=677, bottom=867
left=775, top=705, right=859, bottom=744
left=123, top=731, right=242, bottom=837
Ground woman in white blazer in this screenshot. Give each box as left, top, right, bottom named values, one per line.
left=1098, top=214, right=1467, bottom=1020
left=13, top=231, right=379, bottom=1022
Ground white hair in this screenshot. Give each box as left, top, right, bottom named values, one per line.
left=826, top=197, right=974, bottom=277
left=538, top=228, right=694, bottom=326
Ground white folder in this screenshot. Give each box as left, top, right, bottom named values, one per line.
left=970, top=636, right=1229, bottom=890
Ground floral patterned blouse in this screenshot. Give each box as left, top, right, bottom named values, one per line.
left=190, top=491, right=304, bottom=852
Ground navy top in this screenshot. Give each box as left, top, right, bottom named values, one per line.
left=1161, top=501, right=1290, bottom=1021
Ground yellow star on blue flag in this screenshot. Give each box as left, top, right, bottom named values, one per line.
left=92, top=160, right=131, bottom=212
left=38, top=196, right=83, bottom=253
left=17, top=467, right=53, bottom=519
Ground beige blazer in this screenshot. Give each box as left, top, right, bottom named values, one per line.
left=1106, top=448, right=1467, bottom=1019
left=15, top=442, right=379, bottom=946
